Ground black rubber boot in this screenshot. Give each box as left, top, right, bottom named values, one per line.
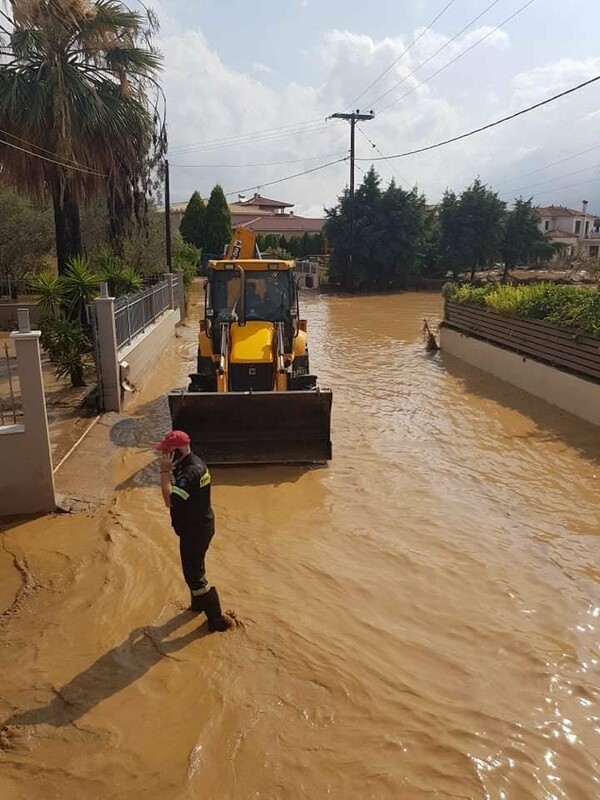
left=202, top=587, right=230, bottom=632
left=189, top=590, right=207, bottom=613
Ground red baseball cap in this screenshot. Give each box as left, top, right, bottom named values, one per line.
left=155, top=430, right=191, bottom=452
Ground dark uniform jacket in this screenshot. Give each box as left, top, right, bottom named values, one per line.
left=169, top=453, right=213, bottom=535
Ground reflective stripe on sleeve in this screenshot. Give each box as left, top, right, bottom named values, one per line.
left=171, top=485, right=190, bottom=501
left=199, top=471, right=211, bottom=488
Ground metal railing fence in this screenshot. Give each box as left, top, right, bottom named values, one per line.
left=113, top=279, right=170, bottom=350
left=0, top=342, right=22, bottom=425
left=0, top=277, right=39, bottom=300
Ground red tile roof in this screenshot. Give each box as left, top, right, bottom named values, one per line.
left=537, top=205, right=585, bottom=217
left=239, top=194, right=293, bottom=208
left=546, top=228, right=577, bottom=239
left=231, top=213, right=324, bottom=234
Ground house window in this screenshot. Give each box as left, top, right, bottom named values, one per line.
left=585, top=221, right=590, bottom=235
left=575, top=220, right=582, bottom=235
left=544, top=220, right=550, bottom=231
left=589, top=246, right=599, bottom=257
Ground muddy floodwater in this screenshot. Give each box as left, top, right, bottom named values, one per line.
left=1, top=287, right=599, bottom=799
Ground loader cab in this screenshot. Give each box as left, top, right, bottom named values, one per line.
left=205, top=260, right=298, bottom=337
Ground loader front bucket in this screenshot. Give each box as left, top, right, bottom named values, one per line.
left=168, top=389, right=333, bottom=466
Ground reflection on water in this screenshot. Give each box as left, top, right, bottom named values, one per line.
left=1, top=287, right=599, bottom=800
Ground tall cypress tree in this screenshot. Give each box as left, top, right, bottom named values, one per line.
left=502, top=198, right=554, bottom=277
left=180, top=191, right=206, bottom=249
left=204, top=185, right=231, bottom=255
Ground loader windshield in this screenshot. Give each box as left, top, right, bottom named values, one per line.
left=211, top=270, right=293, bottom=323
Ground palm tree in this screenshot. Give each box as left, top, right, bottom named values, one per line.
left=28, top=268, right=65, bottom=317
left=0, top=0, right=166, bottom=272
left=61, top=255, right=100, bottom=322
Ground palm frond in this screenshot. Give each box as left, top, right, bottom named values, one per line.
left=1, top=0, right=166, bottom=263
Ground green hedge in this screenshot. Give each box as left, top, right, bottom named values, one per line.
left=445, top=283, right=600, bottom=336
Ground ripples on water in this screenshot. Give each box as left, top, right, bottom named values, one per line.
left=299, top=292, right=600, bottom=800
left=1, top=289, right=599, bottom=799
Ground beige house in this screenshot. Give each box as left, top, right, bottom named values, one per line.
left=166, top=193, right=325, bottom=240
left=537, top=203, right=600, bottom=257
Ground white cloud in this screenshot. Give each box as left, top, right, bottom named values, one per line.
left=252, top=62, right=274, bottom=75
left=583, top=108, right=600, bottom=121
left=157, top=24, right=600, bottom=215
left=510, top=57, right=600, bottom=104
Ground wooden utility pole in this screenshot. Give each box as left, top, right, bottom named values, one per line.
left=329, top=110, right=375, bottom=286
left=164, top=158, right=173, bottom=273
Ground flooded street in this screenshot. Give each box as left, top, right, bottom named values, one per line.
left=1, top=286, right=599, bottom=799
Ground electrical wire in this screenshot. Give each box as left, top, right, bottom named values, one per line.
left=507, top=173, right=600, bottom=200
left=356, top=75, right=600, bottom=162
left=223, top=155, right=349, bottom=198
left=346, top=0, right=460, bottom=111
left=168, top=117, right=330, bottom=154
left=0, top=128, right=101, bottom=171
left=356, top=126, right=411, bottom=185
left=169, top=117, right=325, bottom=150
left=499, top=160, right=600, bottom=197
left=491, top=142, right=600, bottom=188
left=377, top=0, right=536, bottom=114
left=0, top=137, right=107, bottom=176
left=367, top=0, right=505, bottom=111
left=169, top=121, right=340, bottom=156
left=169, top=150, right=349, bottom=169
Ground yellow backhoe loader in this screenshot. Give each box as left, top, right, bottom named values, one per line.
left=168, top=228, right=333, bottom=465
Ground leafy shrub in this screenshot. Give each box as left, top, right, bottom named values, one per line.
left=172, top=233, right=200, bottom=290
left=447, top=282, right=600, bottom=336
left=41, top=317, right=92, bottom=387
left=91, top=248, right=144, bottom=297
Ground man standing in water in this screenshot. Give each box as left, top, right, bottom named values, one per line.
left=156, top=430, right=233, bottom=632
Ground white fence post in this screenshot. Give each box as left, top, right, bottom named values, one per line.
left=163, top=272, right=175, bottom=309
left=175, top=270, right=186, bottom=317
left=7, top=308, right=56, bottom=513
left=94, top=283, right=121, bottom=413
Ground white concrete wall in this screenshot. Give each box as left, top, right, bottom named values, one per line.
left=538, top=214, right=581, bottom=235
left=440, top=327, right=600, bottom=426
left=0, top=328, right=55, bottom=517
left=118, top=307, right=181, bottom=399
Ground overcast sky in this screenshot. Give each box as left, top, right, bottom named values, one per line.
left=147, top=0, right=600, bottom=216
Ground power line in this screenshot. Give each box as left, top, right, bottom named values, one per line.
left=378, top=0, right=536, bottom=114
left=356, top=126, right=411, bottom=185
left=169, top=150, right=348, bottom=169
left=507, top=173, right=600, bottom=201
left=356, top=75, right=600, bottom=162
left=168, top=117, right=329, bottom=153
left=224, top=155, right=349, bottom=199
left=491, top=142, right=600, bottom=188
left=0, top=128, right=100, bottom=171
left=368, top=0, right=505, bottom=111
left=346, top=0, right=460, bottom=110
left=499, top=160, right=600, bottom=197
left=0, top=137, right=106, bottom=176
left=169, top=117, right=325, bottom=150
left=169, top=121, right=338, bottom=156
